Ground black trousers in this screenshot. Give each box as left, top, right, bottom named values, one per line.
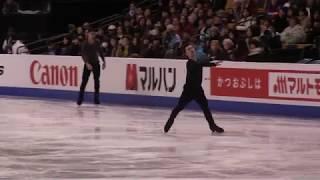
left=78, top=63, right=100, bottom=100
left=166, top=88, right=216, bottom=129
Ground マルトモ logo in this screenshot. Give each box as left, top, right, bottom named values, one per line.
left=30, top=60, right=78, bottom=86
left=269, top=72, right=320, bottom=100
left=126, top=64, right=176, bottom=92
left=0, top=65, right=4, bottom=76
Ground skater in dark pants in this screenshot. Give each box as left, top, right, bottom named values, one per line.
left=77, top=32, right=106, bottom=105
left=164, top=43, right=224, bottom=133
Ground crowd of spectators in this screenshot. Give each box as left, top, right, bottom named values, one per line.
left=2, top=0, right=320, bottom=61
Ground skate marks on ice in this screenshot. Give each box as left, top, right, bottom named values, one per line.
left=0, top=96, right=320, bottom=179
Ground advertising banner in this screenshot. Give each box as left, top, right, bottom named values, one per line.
left=1, top=55, right=319, bottom=108
left=210, top=66, right=320, bottom=106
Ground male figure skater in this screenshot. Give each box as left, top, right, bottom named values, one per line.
left=164, top=43, right=224, bottom=133
left=77, top=31, right=106, bottom=105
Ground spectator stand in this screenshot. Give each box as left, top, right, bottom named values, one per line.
left=9, top=0, right=320, bottom=63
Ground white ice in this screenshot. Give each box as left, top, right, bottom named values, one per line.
left=0, top=96, right=320, bottom=180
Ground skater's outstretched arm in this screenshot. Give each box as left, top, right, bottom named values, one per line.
left=197, top=56, right=222, bottom=67
left=199, top=60, right=222, bottom=67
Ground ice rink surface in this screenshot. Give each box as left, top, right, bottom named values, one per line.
left=0, top=96, right=320, bottom=180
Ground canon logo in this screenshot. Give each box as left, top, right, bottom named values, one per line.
left=30, top=60, right=78, bottom=87
left=0, top=65, right=4, bottom=76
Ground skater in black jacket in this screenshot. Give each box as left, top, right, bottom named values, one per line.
left=77, top=31, right=106, bottom=105
left=164, top=43, right=224, bottom=133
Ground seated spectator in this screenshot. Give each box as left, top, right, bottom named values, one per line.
left=2, top=27, right=15, bottom=54
left=107, top=25, right=117, bottom=39
left=260, top=18, right=274, bottom=37
left=75, top=26, right=83, bottom=36
left=281, top=17, right=306, bottom=44
left=258, top=18, right=282, bottom=51
left=163, top=24, right=182, bottom=58
left=312, top=10, right=320, bottom=22
left=47, top=43, right=57, bottom=55
left=307, top=20, right=320, bottom=43
left=123, top=17, right=132, bottom=34
left=298, top=8, right=311, bottom=30
left=96, top=28, right=105, bottom=39
left=70, top=38, right=81, bottom=56
left=129, top=37, right=141, bottom=57
left=100, top=41, right=112, bottom=57
left=273, top=7, right=289, bottom=33
left=248, top=39, right=264, bottom=56
left=143, top=38, right=164, bottom=58
left=184, top=13, right=197, bottom=35
left=116, top=36, right=130, bottom=57
left=57, top=37, right=71, bottom=55
left=140, top=37, right=151, bottom=58
left=82, top=22, right=90, bottom=32
left=237, top=8, right=255, bottom=31
left=222, top=38, right=235, bottom=60
left=116, top=26, right=125, bottom=39
left=246, top=25, right=260, bottom=42
left=286, top=7, right=298, bottom=18
left=12, top=39, right=29, bottom=54
left=234, top=39, right=250, bottom=61
left=67, top=24, right=77, bottom=38
left=207, top=39, right=224, bottom=60
left=266, top=0, right=283, bottom=14
left=2, top=0, right=19, bottom=15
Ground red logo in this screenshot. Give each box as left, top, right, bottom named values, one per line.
left=30, top=60, right=78, bottom=87
left=211, top=68, right=268, bottom=98
left=269, top=71, right=320, bottom=101
left=126, top=64, right=138, bottom=90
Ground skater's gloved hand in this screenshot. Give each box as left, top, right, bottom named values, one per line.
left=86, top=63, right=93, bottom=71
left=102, top=62, right=106, bottom=70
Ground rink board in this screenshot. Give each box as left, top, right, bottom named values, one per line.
left=0, top=54, right=319, bottom=117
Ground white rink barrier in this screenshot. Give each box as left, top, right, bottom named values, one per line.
left=0, top=54, right=319, bottom=117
